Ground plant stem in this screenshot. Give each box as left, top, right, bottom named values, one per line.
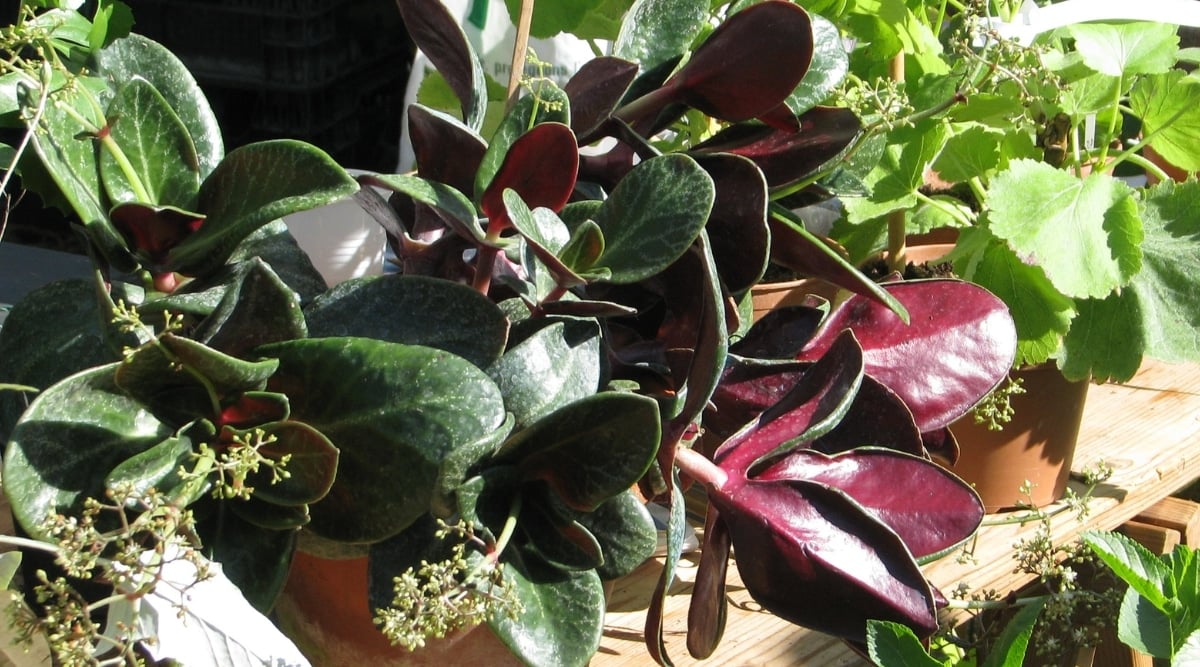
left=886, top=53, right=908, bottom=273
left=673, top=446, right=728, bottom=491
left=505, top=0, right=535, bottom=113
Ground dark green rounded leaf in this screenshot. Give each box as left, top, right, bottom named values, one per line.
left=592, top=154, right=714, bottom=283
left=101, top=77, right=200, bottom=209
left=259, top=337, right=508, bottom=543
left=304, top=275, right=509, bottom=370
left=494, top=393, right=660, bottom=511
left=4, top=364, right=174, bottom=541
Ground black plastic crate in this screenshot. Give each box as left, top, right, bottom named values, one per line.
left=126, top=0, right=375, bottom=89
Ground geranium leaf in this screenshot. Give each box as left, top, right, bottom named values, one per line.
left=1067, top=21, right=1179, bottom=77
left=1133, top=180, right=1200, bottom=363
left=867, top=621, right=944, bottom=667
left=987, top=159, right=1142, bottom=299
left=1133, top=71, right=1200, bottom=173
left=953, top=227, right=1075, bottom=369
left=1060, top=291, right=1147, bottom=383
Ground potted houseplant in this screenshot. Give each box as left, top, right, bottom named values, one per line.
left=0, top=0, right=1018, bottom=665
left=793, top=0, right=1200, bottom=509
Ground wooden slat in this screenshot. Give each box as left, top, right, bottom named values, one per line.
left=595, top=360, right=1200, bottom=666
left=1133, top=496, right=1200, bottom=546
left=1119, top=519, right=1181, bottom=555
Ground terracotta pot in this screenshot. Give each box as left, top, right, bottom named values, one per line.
left=947, top=364, right=1090, bottom=513
left=748, top=277, right=835, bottom=323
left=273, top=551, right=521, bottom=666
left=1144, top=143, right=1194, bottom=184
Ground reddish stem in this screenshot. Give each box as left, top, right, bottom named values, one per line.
left=673, top=446, right=728, bottom=492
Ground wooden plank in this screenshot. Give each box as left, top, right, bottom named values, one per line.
left=1119, top=519, right=1181, bottom=554
left=595, top=360, right=1200, bottom=666
left=1133, top=496, right=1200, bottom=546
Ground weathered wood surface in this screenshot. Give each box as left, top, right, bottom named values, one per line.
left=594, top=360, right=1200, bottom=666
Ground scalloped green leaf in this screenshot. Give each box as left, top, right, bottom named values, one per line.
left=1067, top=21, right=1179, bottom=77
left=953, top=227, right=1076, bottom=368
left=1132, top=70, right=1200, bottom=173
left=986, top=159, right=1142, bottom=300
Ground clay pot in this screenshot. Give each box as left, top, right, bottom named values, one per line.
left=748, top=277, right=835, bottom=322
left=947, top=364, right=1090, bottom=513
left=273, top=551, right=521, bottom=666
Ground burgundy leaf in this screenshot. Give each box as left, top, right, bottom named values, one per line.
left=219, top=391, right=289, bottom=429
left=730, top=305, right=825, bottom=359
left=408, top=105, right=487, bottom=195
left=922, top=426, right=960, bottom=466
left=704, top=357, right=809, bottom=448
left=755, top=448, right=983, bottom=558
left=480, top=123, right=579, bottom=229
left=695, top=106, right=862, bottom=187
left=810, top=375, right=925, bottom=457
left=394, top=0, right=483, bottom=126
left=692, top=153, right=770, bottom=294
left=687, top=508, right=731, bottom=659
left=111, top=202, right=204, bottom=268
left=714, top=330, right=864, bottom=472
left=664, top=1, right=814, bottom=123
left=797, top=279, right=1017, bottom=432
left=564, top=56, right=639, bottom=139
left=710, top=477, right=941, bottom=642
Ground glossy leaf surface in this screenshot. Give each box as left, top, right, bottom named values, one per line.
left=797, top=279, right=1016, bottom=431
left=260, top=338, right=508, bottom=543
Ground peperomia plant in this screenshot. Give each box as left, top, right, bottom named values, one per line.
left=0, top=1, right=1018, bottom=665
